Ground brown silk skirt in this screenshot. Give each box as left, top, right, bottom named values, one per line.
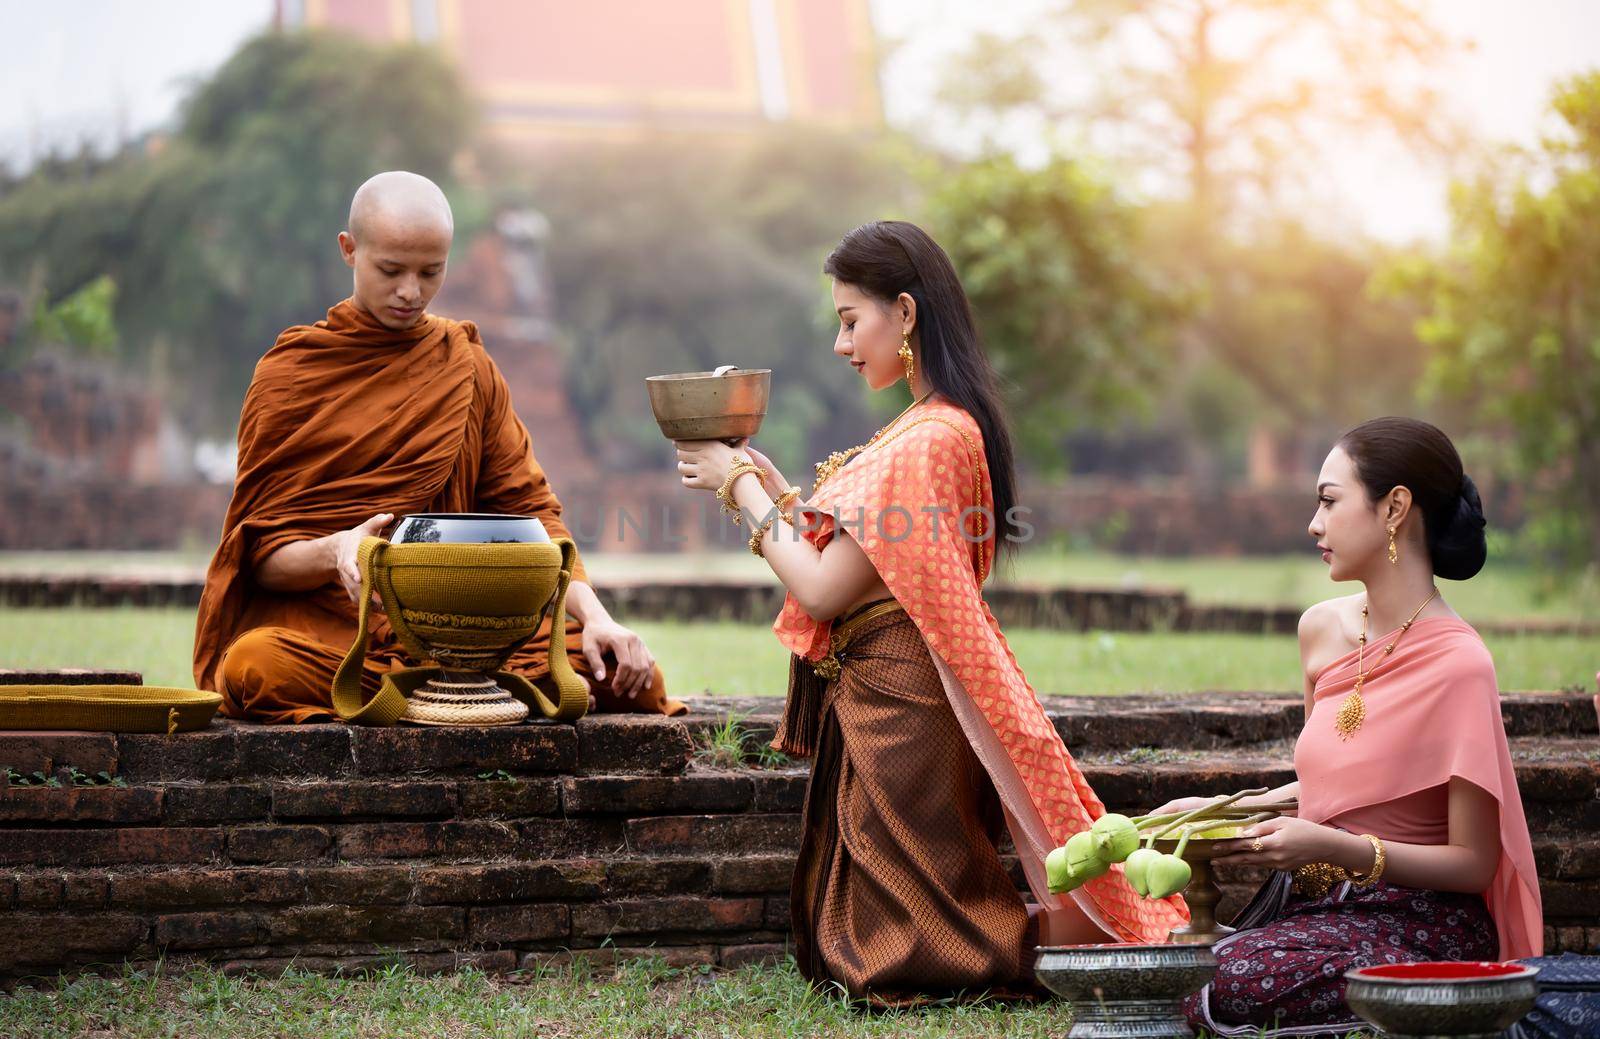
left=790, top=599, right=1036, bottom=1006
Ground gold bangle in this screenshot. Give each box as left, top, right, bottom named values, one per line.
left=717, top=461, right=767, bottom=524
left=748, top=515, right=778, bottom=557
left=773, top=486, right=802, bottom=525
left=1352, top=834, right=1386, bottom=888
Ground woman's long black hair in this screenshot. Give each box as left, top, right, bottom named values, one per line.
left=823, top=220, right=1023, bottom=555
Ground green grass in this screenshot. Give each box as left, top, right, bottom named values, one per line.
left=3, top=548, right=1594, bottom=621
left=0, top=958, right=1079, bottom=1039
left=3, top=608, right=1594, bottom=695
left=983, top=549, right=1600, bottom=621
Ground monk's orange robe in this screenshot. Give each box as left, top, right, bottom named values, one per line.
left=193, top=299, right=684, bottom=723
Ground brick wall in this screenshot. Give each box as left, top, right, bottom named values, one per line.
left=0, top=692, right=1594, bottom=980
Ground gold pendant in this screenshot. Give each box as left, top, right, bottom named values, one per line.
left=813, top=654, right=841, bottom=681
left=1335, top=690, right=1365, bottom=740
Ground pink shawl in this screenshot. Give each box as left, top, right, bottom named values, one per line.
left=1296, top=616, right=1543, bottom=959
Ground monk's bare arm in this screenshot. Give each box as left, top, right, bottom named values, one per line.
left=255, top=513, right=393, bottom=604
left=728, top=470, right=880, bottom=621
left=254, top=537, right=338, bottom=592
left=562, top=580, right=608, bottom=626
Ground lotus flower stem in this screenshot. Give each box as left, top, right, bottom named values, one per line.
left=1150, top=788, right=1268, bottom=841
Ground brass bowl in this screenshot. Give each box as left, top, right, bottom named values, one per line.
left=1151, top=823, right=1267, bottom=946
left=645, top=366, right=771, bottom=442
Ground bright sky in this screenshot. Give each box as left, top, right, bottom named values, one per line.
left=4, top=0, right=1598, bottom=243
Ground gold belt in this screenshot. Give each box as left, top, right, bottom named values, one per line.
left=812, top=600, right=906, bottom=681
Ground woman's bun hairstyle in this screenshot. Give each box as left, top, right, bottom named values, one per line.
left=1337, top=417, right=1487, bottom=581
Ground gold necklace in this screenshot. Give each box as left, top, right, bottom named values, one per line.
left=1334, top=586, right=1440, bottom=740
left=811, top=389, right=935, bottom=495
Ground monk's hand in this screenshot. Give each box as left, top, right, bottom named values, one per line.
left=1210, top=817, right=1344, bottom=871
left=674, top=440, right=742, bottom=493
left=330, top=512, right=395, bottom=606
left=579, top=618, right=656, bottom=700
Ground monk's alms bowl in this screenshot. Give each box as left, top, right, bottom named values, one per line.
left=391, top=513, right=550, bottom=544
left=645, top=366, right=771, bottom=443
left=353, top=513, right=587, bottom=726
left=1034, top=942, right=1217, bottom=1038
left=1344, top=961, right=1540, bottom=1038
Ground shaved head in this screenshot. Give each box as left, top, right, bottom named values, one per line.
left=339, top=171, right=454, bottom=331
left=347, top=170, right=454, bottom=243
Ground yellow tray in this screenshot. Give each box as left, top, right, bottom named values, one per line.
left=0, top=686, right=222, bottom=733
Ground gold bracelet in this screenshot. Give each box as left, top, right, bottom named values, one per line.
left=1351, top=834, right=1386, bottom=888
left=717, top=461, right=767, bottom=524
left=772, top=486, right=802, bottom=526
left=1291, top=861, right=1348, bottom=899
left=748, top=515, right=778, bottom=557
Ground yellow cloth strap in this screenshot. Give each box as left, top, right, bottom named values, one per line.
left=330, top=536, right=589, bottom=726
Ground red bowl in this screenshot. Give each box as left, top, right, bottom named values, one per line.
left=1345, top=960, right=1540, bottom=1035
left=1348, top=961, right=1536, bottom=982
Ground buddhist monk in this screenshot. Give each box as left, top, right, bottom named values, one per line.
left=194, top=170, right=684, bottom=723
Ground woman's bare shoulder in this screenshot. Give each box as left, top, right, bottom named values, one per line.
left=1299, top=593, right=1361, bottom=679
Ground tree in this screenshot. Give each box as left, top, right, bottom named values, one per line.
left=1388, top=72, right=1600, bottom=567
left=940, top=0, right=1456, bottom=227
left=30, top=275, right=119, bottom=355
left=493, top=129, right=908, bottom=478
left=920, top=154, right=1182, bottom=467
left=0, top=30, right=477, bottom=432
left=938, top=0, right=1453, bottom=473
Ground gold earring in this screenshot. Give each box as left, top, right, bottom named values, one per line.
left=898, top=330, right=915, bottom=384
left=1388, top=525, right=1398, bottom=565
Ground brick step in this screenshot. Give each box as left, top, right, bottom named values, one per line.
left=2, top=698, right=1592, bottom=786
left=4, top=841, right=1596, bottom=977
left=690, top=691, right=1599, bottom=751
left=0, top=744, right=1590, bottom=852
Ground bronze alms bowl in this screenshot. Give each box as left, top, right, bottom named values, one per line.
left=333, top=514, right=587, bottom=727
left=645, top=365, right=771, bottom=443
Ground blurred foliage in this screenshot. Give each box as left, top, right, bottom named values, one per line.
left=1382, top=72, right=1600, bottom=568
left=486, top=129, right=913, bottom=479
left=922, top=154, right=1182, bottom=469
left=937, top=0, right=1453, bottom=476
left=0, top=16, right=1588, bottom=578
left=29, top=274, right=119, bottom=355
left=0, top=30, right=474, bottom=432
left=939, top=0, right=1456, bottom=224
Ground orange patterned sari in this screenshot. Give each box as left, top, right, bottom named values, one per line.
left=772, top=399, right=1188, bottom=945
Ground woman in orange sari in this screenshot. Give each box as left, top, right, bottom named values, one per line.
left=673, top=221, right=1185, bottom=1005
left=1159, top=417, right=1543, bottom=1036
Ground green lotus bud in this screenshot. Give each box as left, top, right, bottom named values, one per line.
left=1090, top=813, right=1141, bottom=863
left=1065, top=830, right=1110, bottom=881
left=1144, top=854, right=1192, bottom=899
left=1045, top=844, right=1078, bottom=893
left=1123, top=847, right=1163, bottom=897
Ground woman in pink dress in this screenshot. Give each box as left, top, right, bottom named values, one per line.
left=1164, top=416, right=1543, bottom=1036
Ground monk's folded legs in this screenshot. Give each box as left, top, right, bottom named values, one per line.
left=218, top=626, right=672, bottom=724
